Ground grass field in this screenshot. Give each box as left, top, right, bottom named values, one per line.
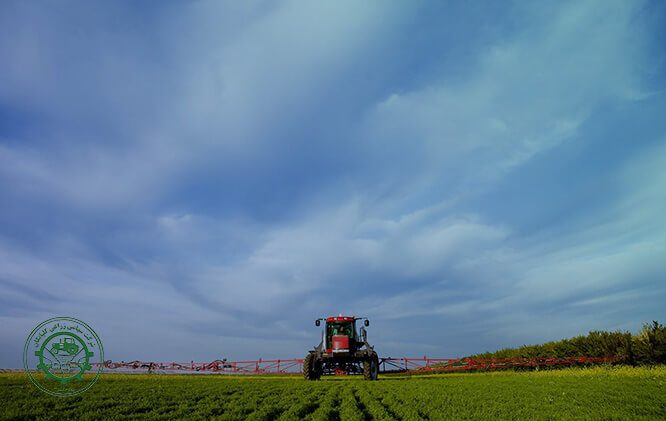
left=1, top=367, right=665, bottom=420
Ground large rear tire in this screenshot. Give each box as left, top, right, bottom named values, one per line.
left=363, top=353, right=379, bottom=380
left=303, top=353, right=318, bottom=380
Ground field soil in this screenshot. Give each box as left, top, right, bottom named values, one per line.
left=1, top=366, right=665, bottom=420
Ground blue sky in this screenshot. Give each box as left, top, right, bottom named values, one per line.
left=1, top=1, right=665, bottom=367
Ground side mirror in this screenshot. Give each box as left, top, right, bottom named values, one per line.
left=315, top=319, right=321, bottom=327
left=364, top=319, right=369, bottom=327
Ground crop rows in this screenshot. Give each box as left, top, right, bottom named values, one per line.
left=1, top=366, right=665, bottom=420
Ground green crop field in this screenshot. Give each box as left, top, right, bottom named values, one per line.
left=1, top=367, right=665, bottom=420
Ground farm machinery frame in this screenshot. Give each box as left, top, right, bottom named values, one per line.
left=303, top=315, right=379, bottom=380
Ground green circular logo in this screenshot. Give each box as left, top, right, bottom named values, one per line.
left=23, top=317, right=104, bottom=397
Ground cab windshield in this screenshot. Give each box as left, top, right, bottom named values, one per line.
left=326, top=322, right=354, bottom=349
left=327, top=322, right=354, bottom=338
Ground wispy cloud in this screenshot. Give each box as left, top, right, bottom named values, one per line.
left=0, top=0, right=664, bottom=365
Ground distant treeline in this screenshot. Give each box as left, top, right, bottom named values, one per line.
left=468, top=321, right=666, bottom=365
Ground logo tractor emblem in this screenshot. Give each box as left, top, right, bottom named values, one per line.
left=35, top=332, right=94, bottom=383
left=24, top=317, right=104, bottom=397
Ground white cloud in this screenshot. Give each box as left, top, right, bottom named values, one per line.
left=0, top=2, right=413, bottom=209
left=0, top=0, right=663, bottom=364
left=360, top=0, right=648, bottom=201
left=336, top=140, right=666, bottom=352
left=174, top=200, right=509, bottom=319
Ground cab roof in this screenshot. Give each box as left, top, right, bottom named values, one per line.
left=326, top=316, right=355, bottom=323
